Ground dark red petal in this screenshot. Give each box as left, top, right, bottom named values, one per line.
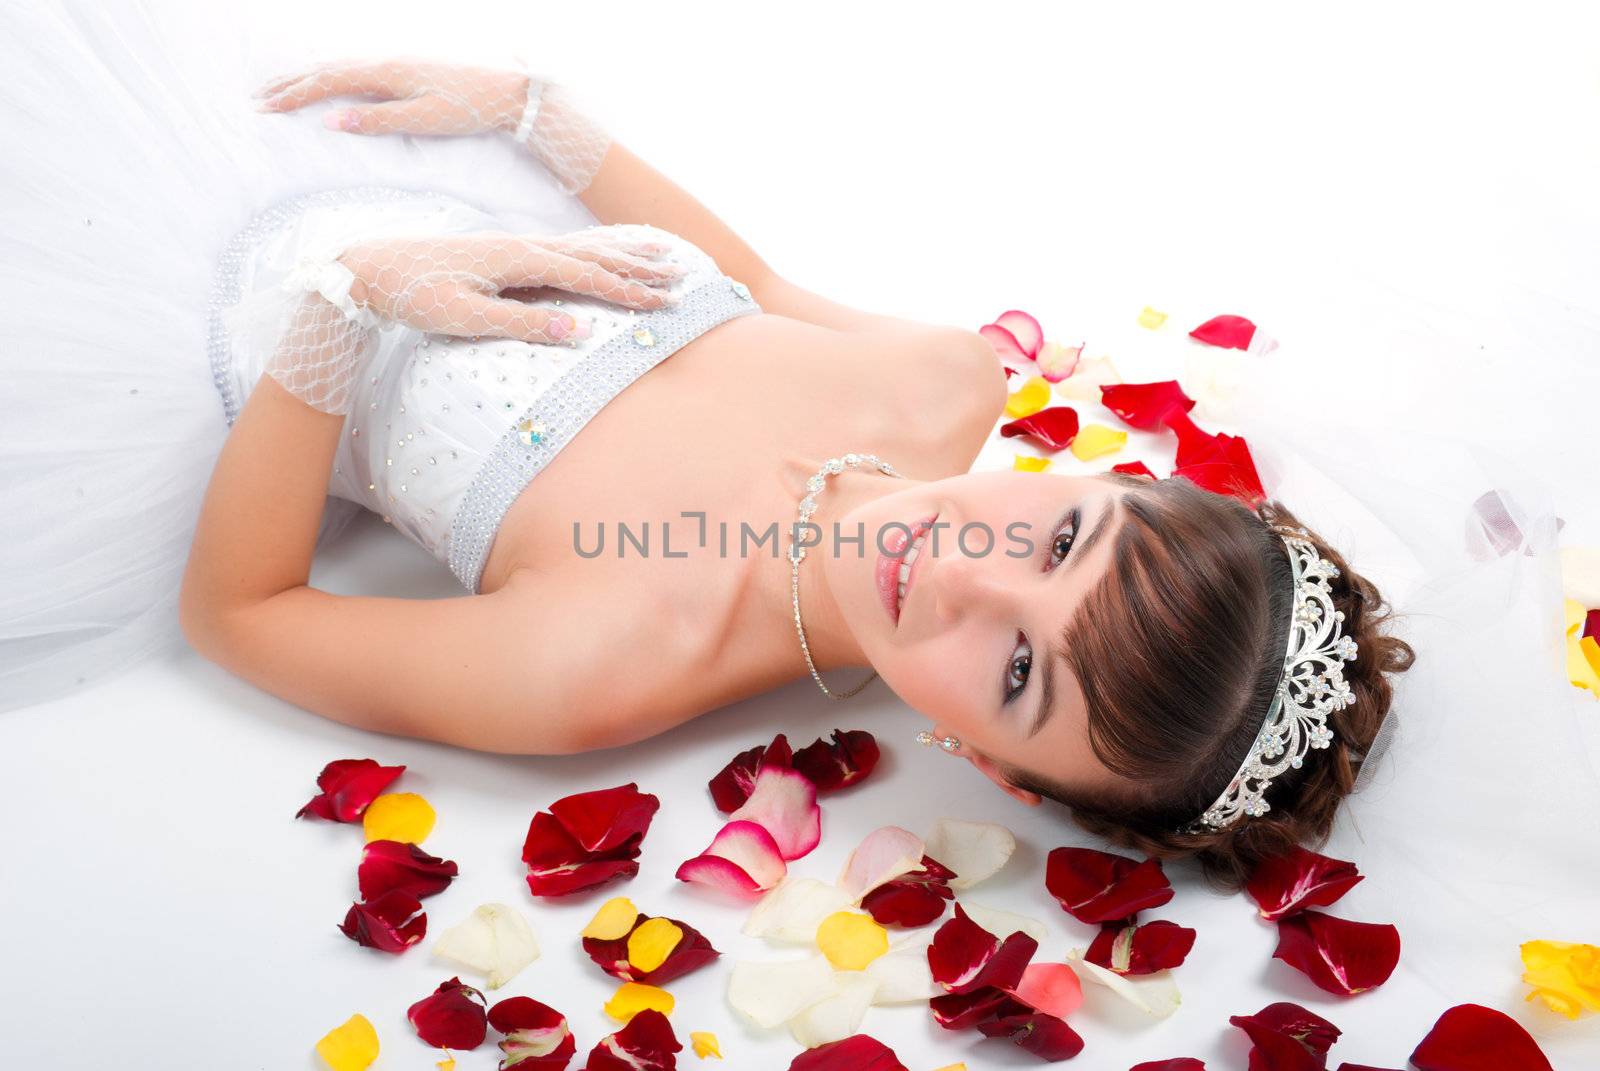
left=927, top=903, right=1037, bottom=994
left=1272, top=910, right=1400, bottom=996
left=1100, top=380, right=1196, bottom=431
left=1084, top=919, right=1197, bottom=974
left=788, top=1035, right=909, bottom=1071
left=1228, top=1001, right=1342, bottom=1071
left=1333, top=1065, right=1405, bottom=1071
left=548, top=783, right=660, bottom=854
left=1044, top=847, right=1175, bottom=924
left=522, top=809, right=644, bottom=898
left=860, top=855, right=956, bottom=927
left=709, top=735, right=794, bottom=813
left=337, top=889, right=426, bottom=953
left=999, top=406, right=1081, bottom=451
left=929, top=986, right=1016, bottom=1031
left=1002, top=366, right=1018, bottom=379
left=1409, top=1003, right=1554, bottom=1071
left=1189, top=314, right=1259, bottom=350
left=488, top=996, right=575, bottom=1069
left=408, top=976, right=488, bottom=1051
left=1111, top=460, right=1158, bottom=479
left=584, top=1008, right=681, bottom=1071
left=1246, top=846, right=1365, bottom=922
left=973, top=998, right=1086, bottom=1061
left=582, top=916, right=720, bottom=985
left=1131, top=1061, right=1209, bottom=1071
left=791, top=729, right=880, bottom=794
left=358, top=839, right=459, bottom=901
left=1173, top=440, right=1266, bottom=506
left=1584, top=609, right=1600, bottom=641
left=296, top=758, right=405, bottom=822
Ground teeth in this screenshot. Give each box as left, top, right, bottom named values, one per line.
left=895, top=530, right=929, bottom=615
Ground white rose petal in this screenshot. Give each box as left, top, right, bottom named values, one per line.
left=1065, top=946, right=1182, bottom=1019
left=727, top=954, right=839, bottom=1030
left=787, top=971, right=881, bottom=1048
left=838, top=826, right=925, bottom=902
left=1561, top=546, right=1600, bottom=606
left=864, top=933, right=941, bottom=1004
left=924, top=819, right=1016, bottom=890
left=432, top=903, right=539, bottom=989
left=744, top=877, right=854, bottom=945
left=958, top=901, right=1050, bottom=945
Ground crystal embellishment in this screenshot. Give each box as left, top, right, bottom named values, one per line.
left=517, top=419, right=547, bottom=446
left=730, top=280, right=752, bottom=301
left=633, top=326, right=656, bottom=347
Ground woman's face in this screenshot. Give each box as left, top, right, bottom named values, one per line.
left=825, top=470, right=1135, bottom=805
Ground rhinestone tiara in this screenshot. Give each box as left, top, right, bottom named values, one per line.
left=1176, top=531, right=1359, bottom=835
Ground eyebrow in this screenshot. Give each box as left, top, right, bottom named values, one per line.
left=1029, top=495, right=1115, bottom=738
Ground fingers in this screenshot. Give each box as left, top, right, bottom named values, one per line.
left=540, top=236, right=686, bottom=285
left=322, top=97, right=449, bottom=135
left=452, top=290, right=592, bottom=345
left=256, top=62, right=406, bottom=112
left=489, top=240, right=679, bottom=310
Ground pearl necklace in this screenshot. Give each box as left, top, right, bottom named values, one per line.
left=789, top=452, right=904, bottom=700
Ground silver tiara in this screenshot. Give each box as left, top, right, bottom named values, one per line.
left=1176, top=531, right=1359, bottom=835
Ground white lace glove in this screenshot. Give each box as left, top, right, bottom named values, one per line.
left=256, top=58, right=613, bottom=195
left=256, top=229, right=683, bottom=415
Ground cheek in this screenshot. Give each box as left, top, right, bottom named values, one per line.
left=876, top=630, right=988, bottom=727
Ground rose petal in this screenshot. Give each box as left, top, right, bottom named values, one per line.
left=1064, top=947, right=1181, bottom=1018
left=432, top=903, right=540, bottom=990
left=995, top=311, right=1045, bottom=358
left=1045, top=847, right=1176, bottom=924
left=548, top=783, right=660, bottom=855
left=973, top=998, right=1086, bottom=1061
left=709, top=734, right=793, bottom=813
left=864, top=934, right=942, bottom=1004
left=727, top=954, right=839, bottom=1029
left=689, top=1032, right=721, bottom=1060
left=1137, top=306, right=1169, bottom=329
left=1246, top=846, right=1365, bottom=922
left=788, top=1035, right=908, bottom=1071
left=928, top=986, right=1015, bottom=1030
left=361, top=792, right=436, bottom=845
left=584, top=1008, right=681, bottom=1071
left=298, top=758, right=405, bottom=822
left=1100, top=380, right=1197, bottom=431
left=1055, top=354, right=1124, bottom=402
left=1005, top=375, right=1051, bottom=419
left=927, top=903, right=1036, bottom=994
left=1164, top=411, right=1266, bottom=505
left=1227, top=1000, right=1341, bottom=1070
left=315, top=1013, right=380, bottom=1071
left=791, top=730, right=880, bottom=794
left=339, top=890, right=426, bottom=954
left=838, top=826, right=925, bottom=902
left=999, top=406, right=1080, bottom=451
left=789, top=972, right=881, bottom=1049
left=1188, top=314, right=1258, bottom=350
left=1111, top=460, right=1157, bottom=479
left=1272, top=910, right=1401, bottom=996
left=1013, top=455, right=1052, bottom=472
left=816, top=911, right=890, bottom=971
left=924, top=819, right=1016, bottom=890
left=626, top=917, right=684, bottom=974
left=1409, top=1003, right=1555, bottom=1071
left=745, top=877, right=856, bottom=944
left=1037, top=341, right=1083, bottom=382
left=582, top=897, right=641, bottom=941
left=957, top=902, right=1050, bottom=944
left=603, top=981, right=675, bottom=1023
left=981, top=323, right=1033, bottom=371
left=1130, top=1062, right=1207, bottom=1071
left=358, top=840, right=458, bottom=901
left=487, top=996, right=575, bottom=1069
left=729, top=764, right=821, bottom=861
left=523, top=787, right=654, bottom=898
left=408, top=977, right=488, bottom=1051
left=1069, top=423, right=1128, bottom=461
left=1085, top=919, right=1197, bottom=975
left=585, top=915, right=719, bottom=985
left=677, top=820, right=787, bottom=895
left=860, top=855, right=955, bottom=927
left=1005, top=962, right=1085, bottom=1020
left=1520, top=939, right=1600, bottom=1019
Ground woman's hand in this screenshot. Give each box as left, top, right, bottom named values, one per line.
left=336, top=230, right=684, bottom=343
left=256, top=59, right=528, bottom=136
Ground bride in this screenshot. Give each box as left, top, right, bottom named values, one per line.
left=159, top=59, right=1414, bottom=893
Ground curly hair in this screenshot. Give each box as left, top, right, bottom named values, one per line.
left=1000, top=471, right=1416, bottom=894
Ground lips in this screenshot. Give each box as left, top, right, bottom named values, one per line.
left=876, top=513, right=938, bottom=627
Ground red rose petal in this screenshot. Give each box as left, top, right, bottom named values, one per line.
left=675, top=819, right=787, bottom=895
left=584, top=1007, right=680, bottom=1071
left=1132, top=1061, right=1209, bottom=1071
left=1100, top=380, right=1196, bottom=431
left=999, top=406, right=1081, bottom=451
left=927, top=903, right=1037, bottom=993
left=1084, top=918, right=1197, bottom=974
left=1004, top=962, right=1084, bottom=1020
left=1410, top=1003, right=1555, bottom=1071
left=488, top=996, right=575, bottom=1069
left=338, top=889, right=426, bottom=953
left=791, top=729, right=881, bottom=794
left=973, top=997, right=1086, bottom=1061
left=1272, top=910, right=1401, bottom=996
left=981, top=322, right=1034, bottom=373
left=929, top=986, right=1016, bottom=1031
left=358, top=840, right=459, bottom=901
left=1189, top=313, right=1258, bottom=350
left=1045, top=847, right=1175, bottom=924
left=548, top=783, right=661, bottom=854
left=296, top=758, right=405, bottom=822
left=728, top=764, right=821, bottom=861
left=522, top=811, right=643, bottom=897
left=1246, top=846, right=1365, bottom=922
left=788, top=1035, right=908, bottom=1071
left=995, top=310, right=1045, bottom=358
left=1584, top=609, right=1600, bottom=641
left=1228, top=1001, right=1341, bottom=1071
left=582, top=915, right=720, bottom=985
left=1334, top=1065, right=1405, bottom=1071
left=708, top=733, right=793, bottom=813
left=861, top=854, right=956, bottom=927
left=408, top=976, right=488, bottom=1051
left=1112, top=460, right=1158, bottom=479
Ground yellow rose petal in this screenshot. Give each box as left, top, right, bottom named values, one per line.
left=314, top=1013, right=379, bottom=1071
left=604, top=981, right=675, bottom=1023
left=933, top=1065, right=968, bottom=1071
left=627, top=917, right=684, bottom=974
left=1137, top=305, right=1168, bottom=329
left=815, top=910, right=889, bottom=971
left=1005, top=375, right=1050, bottom=418
left=583, top=897, right=640, bottom=940
left=1070, top=424, right=1127, bottom=462
left=1013, top=455, right=1052, bottom=473
left=362, top=792, right=435, bottom=844
left=690, top=1031, right=722, bottom=1059
left=437, top=1057, right=456, bottom=1071
left=1581, top=636, right=1600, bottom=690
left=1520, top=940, right=1600, bottom=1020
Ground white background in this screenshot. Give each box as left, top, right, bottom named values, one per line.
left=4, top=2, right=1599, bottom=1069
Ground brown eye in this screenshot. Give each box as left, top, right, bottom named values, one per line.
left=1005, top=633, right=1033, bottom=703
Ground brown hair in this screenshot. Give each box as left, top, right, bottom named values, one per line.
left=1001, top=472, right=1415, bottom=894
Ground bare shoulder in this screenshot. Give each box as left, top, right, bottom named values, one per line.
left=868, top=323, right=1007, bottom=445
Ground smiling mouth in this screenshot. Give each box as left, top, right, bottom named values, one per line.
left=893, top=515, right=938, bottom=623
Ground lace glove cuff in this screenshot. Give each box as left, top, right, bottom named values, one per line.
left=511, top=70, right=612, bottom=196
left=260, top=284, right=379, bottom=417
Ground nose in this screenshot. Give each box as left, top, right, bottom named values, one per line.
left=929, top=548, right=1022, bottom=627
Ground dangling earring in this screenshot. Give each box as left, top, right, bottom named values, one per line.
left=915, top=730, right=962, bottom=753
